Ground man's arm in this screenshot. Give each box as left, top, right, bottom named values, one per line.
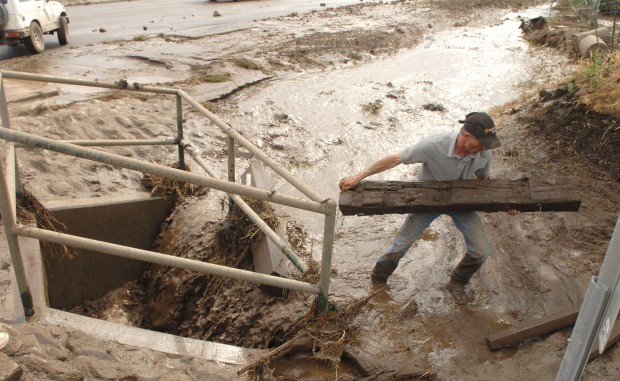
left=339, top=153, right=402, bottom=191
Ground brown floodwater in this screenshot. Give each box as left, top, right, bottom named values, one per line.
left=6, top=2, right=579, bottom=379
left=216, top=5, right=575, bottom=379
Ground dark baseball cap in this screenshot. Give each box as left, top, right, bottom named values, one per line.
left=459, top=112, right=501, bottom=149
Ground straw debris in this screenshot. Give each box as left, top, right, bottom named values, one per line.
left=240, top=289, right=379, bottom=379
left=17, top=188, right=73, bottom=258
left=140, top=163, right=208, bottom=204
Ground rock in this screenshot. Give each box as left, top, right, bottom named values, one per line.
left=74, top=355, right=139, bottom=380
left=213, top=11, right=222, bottom=17
left=538, top=87, right=568, bottom=102
left=0, top=353, right=22, bottom=381
left=343, top=346, right=426, bottom=380
left=18, top=354, right=83, bottom=381
left=274, top=113, right=290, bottom=123
left=399, top=298, right=418, bottom=319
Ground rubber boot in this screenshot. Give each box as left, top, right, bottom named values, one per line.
left=448, top=252, right=485, bottom=305
left=370, top=258, right=399, bottom=284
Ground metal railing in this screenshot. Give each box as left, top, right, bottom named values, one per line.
left=0, top=70, right=337, bottom=317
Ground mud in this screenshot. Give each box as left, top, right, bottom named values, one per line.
left=1, top=0, right=619, bottom=380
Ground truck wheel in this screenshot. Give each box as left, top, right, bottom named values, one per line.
left=57, top=15, right=69, bottom=45
left=0, top=4, right=8, bottom=30
left=24, top=22, right=45, bottom=54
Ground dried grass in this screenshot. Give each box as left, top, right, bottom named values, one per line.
left=240, top=289, right=379, bottom=379
left=212, top=197, right=280, bottom=269
left=140, top=163, right=207, bottom=204
left=577, top=51, right=620, bottom=117
left=17, top=188, right=73, bottom=258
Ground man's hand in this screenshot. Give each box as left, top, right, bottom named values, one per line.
left=339, top=176, right=361, bottom=191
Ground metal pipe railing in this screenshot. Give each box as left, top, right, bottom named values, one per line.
left=12, top=225, right=320, bottom=295
left=0, top=155, right=34, bottom=316
left=0, top=70, right=337, bottom=314
left=184, top=143, right=309, bottom=273
left=15, top=138, right=178, bottom=148
left=178, top=90, right=327, bottom=204
left=227, top=135, right=235, bottom=215
left=5, top=144, right=17, bottom=220
left=0, top=128, right=330, bottom=215
left=317, top=203, right=337, bottom=312
left=176, top=94, right=185, bottom=170
left=0, top=70, right=179, bottom=95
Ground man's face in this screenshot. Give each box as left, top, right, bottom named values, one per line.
left=463, top=133, right=486, bottom=154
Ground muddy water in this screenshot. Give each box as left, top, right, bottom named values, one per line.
left=230, top=7, right=556, bottom=200
left=224, top=6, right=573, bottom=378
left=230, top=8, right=549, bottom=236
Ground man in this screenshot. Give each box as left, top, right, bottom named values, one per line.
left=339, top=112, right=511, bottom=305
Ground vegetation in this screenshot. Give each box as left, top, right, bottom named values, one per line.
left=231, top=58, right=264, bottom=71
left=200, top=73, right=232, bottom=83
left=578, top=51, right=620, bottom=116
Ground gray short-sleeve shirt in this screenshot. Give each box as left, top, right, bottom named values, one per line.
left=400, top=131, right=492, bottom=181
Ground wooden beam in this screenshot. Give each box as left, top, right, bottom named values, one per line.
left=487, top=307, right=620, bottom=355
left=486, top=307, right=580, bottom=350
left=338, top=177, right=581, bottom=216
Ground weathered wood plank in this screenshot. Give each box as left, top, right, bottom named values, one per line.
left=486, top=308, right=620, bottom=358
left=485, top=307, right=580, bottom=350
left=338, top=177, right=581, bottom=216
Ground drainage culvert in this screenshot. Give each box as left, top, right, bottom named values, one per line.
left=40, top=189, right=315, bottom=344
left=40, top=190, right=382, bottom=379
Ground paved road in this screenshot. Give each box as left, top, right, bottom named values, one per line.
left=0, top=0, right=388, bottom=59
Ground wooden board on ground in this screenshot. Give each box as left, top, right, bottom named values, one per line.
left=486, top=307, right=580, bottom=350
left=338, top=177, right=581, bottom=216
left=485, top=305, right=620, bottom=362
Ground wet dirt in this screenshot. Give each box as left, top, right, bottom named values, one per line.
left=1, top=0, right=620, bottom=380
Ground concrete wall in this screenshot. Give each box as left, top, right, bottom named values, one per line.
left=42, top=193, right=173, bottom=309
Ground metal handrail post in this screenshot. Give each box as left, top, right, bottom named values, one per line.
left=591, top=0, right=601, bottom=28
left=0, top=157, right=34, bottom=316
left=184, top=143, right=309, bottom=273
left=176, top=93, right=185, bottom=170
left=178, top=90, right=327, bottom=203
left=316, top=201, right=337, bottom=313
left=227, top=135, right=235, bottom=215
left=5, top=144, right=18, bottom=217
left=13, top=148, right=24, bottom=203
left=0, top=73, right=12, bottom=131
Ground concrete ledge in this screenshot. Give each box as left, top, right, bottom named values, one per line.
left=40, top=307, right=265, bottom=366
left=42, top=192, right=173, bottom=308
left=2, top=191, right=266, bottom=367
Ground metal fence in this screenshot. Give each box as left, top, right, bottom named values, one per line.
left=557, top=0, right=619, bottom=29
left=0, top=70, right=337, bottom=317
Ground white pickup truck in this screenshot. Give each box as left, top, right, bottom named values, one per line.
left=0, top=0, right=69, bottom=54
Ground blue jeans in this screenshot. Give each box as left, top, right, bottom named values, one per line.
left=374, top=212, right=491, bottom=277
